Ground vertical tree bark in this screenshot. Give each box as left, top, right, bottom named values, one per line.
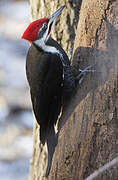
left=29, top=0, right=118, bottom=180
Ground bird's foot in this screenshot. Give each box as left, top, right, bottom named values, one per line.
left=76, top=64, right=96, bottom=85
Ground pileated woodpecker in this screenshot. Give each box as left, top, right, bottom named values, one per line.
left=22, top=6, right=94, bottom=144
left=22, top=5, right=75, bottom=143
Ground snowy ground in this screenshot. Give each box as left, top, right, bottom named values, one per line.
left=0, top=0, right=33, bottom=179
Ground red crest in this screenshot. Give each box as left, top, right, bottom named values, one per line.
left=22, top=18, right=49, bottom=41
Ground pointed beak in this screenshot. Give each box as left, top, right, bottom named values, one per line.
left=49, top=5, right=65, bottom=23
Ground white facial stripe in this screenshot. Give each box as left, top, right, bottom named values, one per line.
left=34, top=38, right=60, bottom=54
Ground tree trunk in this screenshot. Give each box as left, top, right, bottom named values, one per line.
left=29, top=0, right=118, bottom=180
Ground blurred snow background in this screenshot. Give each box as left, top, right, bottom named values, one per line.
left=0, top=0, right=33, bottom=179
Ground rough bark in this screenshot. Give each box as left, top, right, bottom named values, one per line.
left=29, top=0, right=118, bottom=180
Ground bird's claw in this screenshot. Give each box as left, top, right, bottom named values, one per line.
left=76, top=63, right=96, bottom=85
